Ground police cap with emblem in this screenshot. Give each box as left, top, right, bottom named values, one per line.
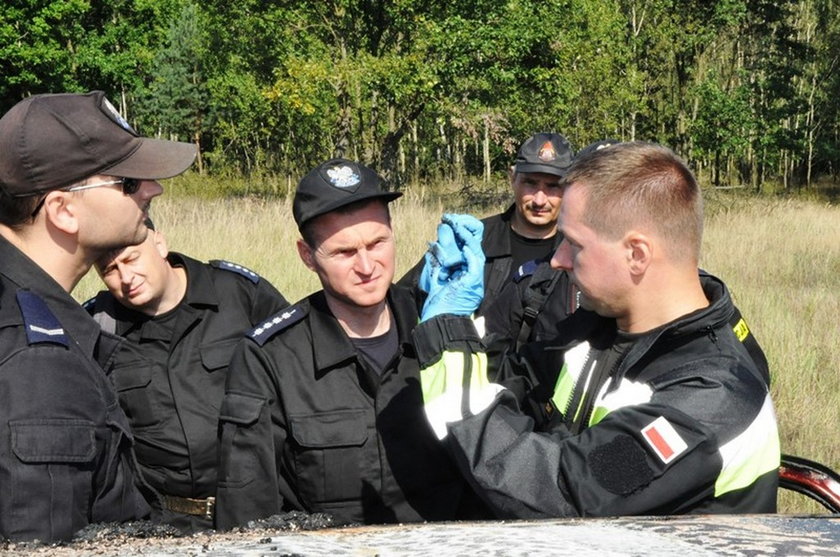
left=0, top=90, right=197, bottom=197
left=513, top=132, right=574, bottom=177
left=293, top=158, right=402, bottom=228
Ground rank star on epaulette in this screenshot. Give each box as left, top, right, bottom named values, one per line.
left=211, top=260, right=260, bottom=283
left=250, top=306, right=306, bottom=346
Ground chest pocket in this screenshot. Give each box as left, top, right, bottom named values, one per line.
left=288, top=410, right=370, bottom=506
left=109, top=361, right=166, bottom=430
left=199, top=338, right=240, bottom=372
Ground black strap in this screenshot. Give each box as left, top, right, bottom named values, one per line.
left=516, top=264, right=563, bottom=350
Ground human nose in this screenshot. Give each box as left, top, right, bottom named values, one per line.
left=355, top=249, right=374, bottom=275
left=115, top=263, right=134, bottom=286
left=135, top=179, right=163, bottom=200
left=532, top=189, right=547, bottom=205
left=550, top=239, right=572, bottom=271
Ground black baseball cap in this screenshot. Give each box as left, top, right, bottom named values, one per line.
left=576, top=138, right=622, bottom=159
left=513, top=132, right=574, bottom=177
left=293, top=158, right=402, bottom=227
left=0, top=90, right=197, bottom=197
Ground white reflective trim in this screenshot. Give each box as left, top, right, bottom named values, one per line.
left=716, top=394, right=780, bottom=495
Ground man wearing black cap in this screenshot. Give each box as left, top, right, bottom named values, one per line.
left=0, top=91, right=196, bottom=542
left=85, top=219, right=289, bottom=532
left=215, top=159, right=488, bottom=529
left=400, top=132, right=574, bottom=316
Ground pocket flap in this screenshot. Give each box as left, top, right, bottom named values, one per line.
left=11, top=420, right=96, bottom=463
left=111, top=362, right=153, bottom=391
left=289, top=410, right=368, bottom=448
left=219, top=392, right=265, bottom=426
left=200, top=338, right=240, bottom=371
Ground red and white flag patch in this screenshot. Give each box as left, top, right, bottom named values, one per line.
left=641, top=416, right=688, bottom=464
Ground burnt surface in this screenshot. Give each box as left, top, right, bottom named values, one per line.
left=2, top=514, right=839, bottom=556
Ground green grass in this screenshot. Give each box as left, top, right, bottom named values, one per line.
left=73, top=186, right=840, bottom=514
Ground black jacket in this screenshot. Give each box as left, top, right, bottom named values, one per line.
left=216, top=285, right=488, bottom=529
left=399, top=205, right=561, bottom=315
left=0, top=236, right=149, bottom=542
left=86, top=253, right=288, bottom=518
left=483, top=262, right=770, bottom=385
left=413, top=273, right=779, bottom=518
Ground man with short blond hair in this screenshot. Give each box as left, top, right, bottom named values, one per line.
left=413, top=141, right=779, bottom=518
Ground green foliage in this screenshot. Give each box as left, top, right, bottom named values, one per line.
left=1, top=0, right=838, bottom=193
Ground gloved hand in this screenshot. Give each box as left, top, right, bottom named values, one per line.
left=420, top=213, right=485, bottom=321
left=418, top=219, right=463, bottom=294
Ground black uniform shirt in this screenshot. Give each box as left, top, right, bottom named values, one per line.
left=216, top=285, right=489, bottom=529
left=0, top=236, right=149, bottom=542
left=87, top=252, right=289, bottom=503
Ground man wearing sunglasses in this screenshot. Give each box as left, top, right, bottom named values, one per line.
left=0, top=91, right=196, bottom=542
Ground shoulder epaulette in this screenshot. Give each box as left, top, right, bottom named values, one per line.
left=249, top=304, right=307, bottom=346
left=513, top=259, right=541, bottom=283
left=16, top=290, right=69, bottom=347
left=210, top=260, right=260, bottom=284
left=82, top=295, right=97, bottom=315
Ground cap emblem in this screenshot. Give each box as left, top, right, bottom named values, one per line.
left=101, top=97, right=136, bottom=133
left=327, top=165, right=361, bottom=189
left=538, top=141, right=557, bottom=162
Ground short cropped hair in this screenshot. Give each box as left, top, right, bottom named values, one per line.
left=299, top=198, right=392, bottom=248
left=563, top=142, right=704, bottom=262
left=0, top=188, right=41, bottom=229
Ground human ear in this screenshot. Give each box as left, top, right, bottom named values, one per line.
left=42, top=192, right=79, bottom=235
left=296, top=239, right=316, bottom=271
left=625, top=232, right=652, bottom=275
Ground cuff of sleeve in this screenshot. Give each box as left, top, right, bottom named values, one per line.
left=412, top=314, right=482, bottom=367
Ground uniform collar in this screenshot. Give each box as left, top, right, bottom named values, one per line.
left=166, top=252, right=219, bottom=309
left=481, top=205, right=516, bottom=258
left=309, top=285, right=418, bottom=372
left=0, top=235, right=102, bottom=356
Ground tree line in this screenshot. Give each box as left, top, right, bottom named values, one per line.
left=2, top=0, right=838, bottom=192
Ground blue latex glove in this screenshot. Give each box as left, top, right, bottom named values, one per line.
left=418, top=219, right=463, bottom=293
left=420, top=214, right=485, bottom=321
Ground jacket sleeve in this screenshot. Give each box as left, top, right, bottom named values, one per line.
left=412, top=314, right=775, bottom=519
left=215, top=339, right=293, bottom=529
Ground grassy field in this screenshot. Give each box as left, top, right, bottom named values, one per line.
left=73, top=187, right=839, bottom=514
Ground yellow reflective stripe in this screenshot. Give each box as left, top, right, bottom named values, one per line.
left=551, top=342, right=591, bottom=415
left=421, top=350, right=502, bottom=440
left=732, top=318, right=749, bottom=342
left=715, top=394, right=780, bottom=496
left=551, top=365, right=575, bottom=414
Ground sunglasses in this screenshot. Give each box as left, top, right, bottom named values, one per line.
left=65, top=177, right=142, bottom=195
left=30, top=178, right=143, bottom=218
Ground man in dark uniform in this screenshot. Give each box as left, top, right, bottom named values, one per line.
left=400, top=132, right=574, bottom=315
left=0, top=91, right=196, bottom=542
left=85, top=220, right=289, bottom=531
left=216, top=159, right=488, bottom=529
left=413, top=142, right=779, bottom=518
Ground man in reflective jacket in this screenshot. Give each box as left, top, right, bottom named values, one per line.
left=216, top=159, right=488, bottom=529
left=86, top=220, right=289, bottom=531
left=0, top=91, right=195, bottom=541
left=412, top=142, right=779, bottom=518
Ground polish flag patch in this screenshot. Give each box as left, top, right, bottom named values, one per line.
left=641, top=416, right=688, bottom=464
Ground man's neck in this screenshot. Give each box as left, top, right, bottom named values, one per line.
left=510, top=212, right=557, bottom=240
left=326, top=295, right=391, bottom=339
left=148, top=265, right=188, bottom=316
left=0, top=225, right=90, bottom=292
left=618, top=268, right=710, bottom=334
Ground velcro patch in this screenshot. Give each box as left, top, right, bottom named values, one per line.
left=249, top=306, right=306, bottom=346
left=590, top=434, right=655, bottom=495
left=641, top=416, right=688, bottom=464
left=210, top=260, right=260, bottom=283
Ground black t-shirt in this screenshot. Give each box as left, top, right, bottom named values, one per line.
left=350, top=324, right=399, bottom=375
left=508, top=229, right=556, bottom=275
